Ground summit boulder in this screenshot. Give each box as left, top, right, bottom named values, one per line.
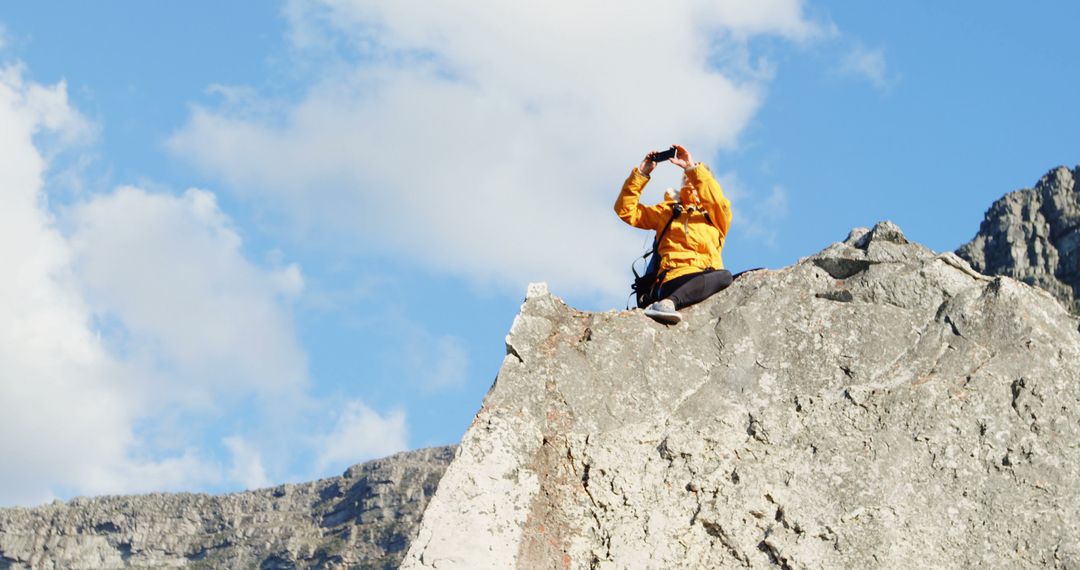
left=404, top=222, right=1080, bottom=569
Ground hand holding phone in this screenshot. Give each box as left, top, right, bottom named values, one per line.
left=650, top=147, right=677, bottom=162
left=670, top=144, right=693, bottom=169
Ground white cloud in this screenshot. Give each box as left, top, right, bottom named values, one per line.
left=0, top=64, right=93, bottom=146
left=314, top=400, right=408, bottom=473
left=67, top=186, right=310, bottom=402
left=0, top=63, right=206, bottom=505
left=78, top=451, right=223, bottom=499
left=0, top=62, right=406, bottom=505
left=839, top=44, right=892, bottom=91
left=224, top=436, right=272, bottom=490
left=170, top=0, right=827, bottom=301
left=274, top=263, right=305, bottom=297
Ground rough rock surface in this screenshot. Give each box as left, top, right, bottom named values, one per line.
left=0, top=446, right=453, bottom=569
left=958, top=165, right=1080, bottom=312
left=403, top=222, right=1080, bottom=569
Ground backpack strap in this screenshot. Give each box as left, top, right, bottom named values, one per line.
left=634, top=204, right=681, bottom=277
left=648, top=204, right=681, bottom=258
left=628, top=205, right=683, bottom=309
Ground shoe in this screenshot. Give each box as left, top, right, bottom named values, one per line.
left=644, top=299, right=682, bottom=324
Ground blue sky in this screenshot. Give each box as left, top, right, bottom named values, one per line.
left=0, top=1, right=1076, bottom=506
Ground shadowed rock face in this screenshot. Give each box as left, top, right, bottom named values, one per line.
left=0, top=446, right=454, bottom=569
left=403, top=222, right=1080, bottom=569
left=958, top=165, right=1080, bottom=312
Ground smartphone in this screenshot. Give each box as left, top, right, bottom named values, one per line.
left=651, top=148, right=676, bottom=162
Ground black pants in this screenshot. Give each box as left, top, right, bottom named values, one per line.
left=658, top=268, right=733, bottom=309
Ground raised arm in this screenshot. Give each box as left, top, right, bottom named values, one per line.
left=686, top=164, right=731, bottom=237
left=672, top=145, right=731, bottom=237
left=614, top=153, right=669, bottom=230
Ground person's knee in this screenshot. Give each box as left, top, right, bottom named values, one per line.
left=717, top=269, right=733, bottom=288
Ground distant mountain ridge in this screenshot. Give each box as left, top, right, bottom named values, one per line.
left=958, top=165, right=1080, bottom=312
left=0, top=447, right=453, bottom=569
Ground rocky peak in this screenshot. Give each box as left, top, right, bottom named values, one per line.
left=957, top=164, right=1080, bottom=311
left=403, top=222, right=1080, bottom=568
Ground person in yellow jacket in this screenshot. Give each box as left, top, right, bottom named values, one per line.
left=614, top=144, right=733, bottom=324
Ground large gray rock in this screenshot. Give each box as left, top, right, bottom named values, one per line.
left=403, top=222, right=1080, bottom=569
left=957, top=165, right=1080, bottom=312
left=0, top=446, right=453, bottom=569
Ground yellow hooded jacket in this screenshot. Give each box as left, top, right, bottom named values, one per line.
left=614, top=163, right=732, bottom=284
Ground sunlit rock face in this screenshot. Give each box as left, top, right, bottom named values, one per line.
left=404, top=222, right=1080, bottom=569
left=958, top=165, right=1080, bottom=312
left=0, top=447, right=453, bottom=569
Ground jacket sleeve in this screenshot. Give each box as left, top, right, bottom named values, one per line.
left=614, top=168, right=668, bottom=231
left=686, top=163, right=732, bottom=238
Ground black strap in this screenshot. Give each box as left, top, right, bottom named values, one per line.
left=628, top=205, right=683, bottom=309
left=633, top=205, right=681, bottom=278
left=647, top=205, right=681, bottom=260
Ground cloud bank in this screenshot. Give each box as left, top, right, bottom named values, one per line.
left=0, top=64, right=147, bottom=504
left=170, top=0, right=828, bottom=299
left=0, top=63, right=406, bottom=506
